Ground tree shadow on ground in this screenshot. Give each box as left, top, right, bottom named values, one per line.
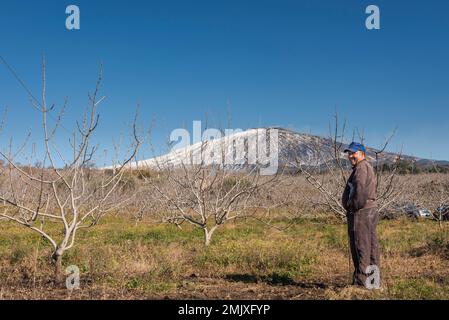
left=409, top=244, right=449, bottom=259
left=224, top=273, right=337, bottom=289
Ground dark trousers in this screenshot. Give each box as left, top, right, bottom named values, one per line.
left=347, top=207, right=380, bottom=287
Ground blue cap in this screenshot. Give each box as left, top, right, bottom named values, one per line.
left=344, top=142, right=366, bottom=154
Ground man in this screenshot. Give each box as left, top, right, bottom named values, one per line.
left=342, top=142, right=380, bottom=288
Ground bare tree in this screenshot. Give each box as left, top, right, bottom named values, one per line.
left=137, top=129, right=282, bottom=246
left=294, top=113, right=402, bottom=221
left=405, top=174, right=449, bottom=227
left=0, top=59, right=141, bottom=283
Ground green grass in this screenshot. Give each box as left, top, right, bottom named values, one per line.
left=1, top=215, right=448, bottom=299
left=391, top=278, right=449, bottom=299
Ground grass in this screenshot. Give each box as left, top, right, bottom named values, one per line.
left=390, top=278, right=449, bottom=299
left=0, top=215, right=448, bottom=299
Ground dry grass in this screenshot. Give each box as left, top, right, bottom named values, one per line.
left=1, top=213, right=449, bottom=300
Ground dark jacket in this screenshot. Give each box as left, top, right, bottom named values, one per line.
left=342, top=159, right=377, bottom=213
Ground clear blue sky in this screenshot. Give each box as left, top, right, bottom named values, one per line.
left=1, top=0, right=448, bottom=165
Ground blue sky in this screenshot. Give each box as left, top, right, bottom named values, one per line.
left=0, top=0, right=448, bottom=165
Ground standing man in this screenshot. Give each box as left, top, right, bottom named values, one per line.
left=342, top=142, right=380, bottom=288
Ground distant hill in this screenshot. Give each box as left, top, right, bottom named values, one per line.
left=127, top=127, right=449, bottom=173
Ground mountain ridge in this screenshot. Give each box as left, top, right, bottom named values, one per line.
left=126, top=127, right=449, bottom=172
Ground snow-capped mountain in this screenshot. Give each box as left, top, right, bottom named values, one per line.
left=127, top=127, right=445, bottom=173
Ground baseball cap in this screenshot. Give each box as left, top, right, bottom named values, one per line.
left=344, top=142, right=366, bottom=154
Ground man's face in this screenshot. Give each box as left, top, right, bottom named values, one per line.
left=347, top=151, right=365, bottom=167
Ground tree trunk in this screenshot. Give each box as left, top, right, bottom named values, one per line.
left=204, top=226, right=218, bottom=246
left=52, top=251, right=64, bottom=286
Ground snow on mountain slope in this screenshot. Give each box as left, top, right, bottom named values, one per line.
left=125, top=127, right=419, bottom=173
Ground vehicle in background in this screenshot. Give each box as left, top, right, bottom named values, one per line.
left=434, top=205, right=449, bottom=221
left=381, top=202, right=433, bottom=220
